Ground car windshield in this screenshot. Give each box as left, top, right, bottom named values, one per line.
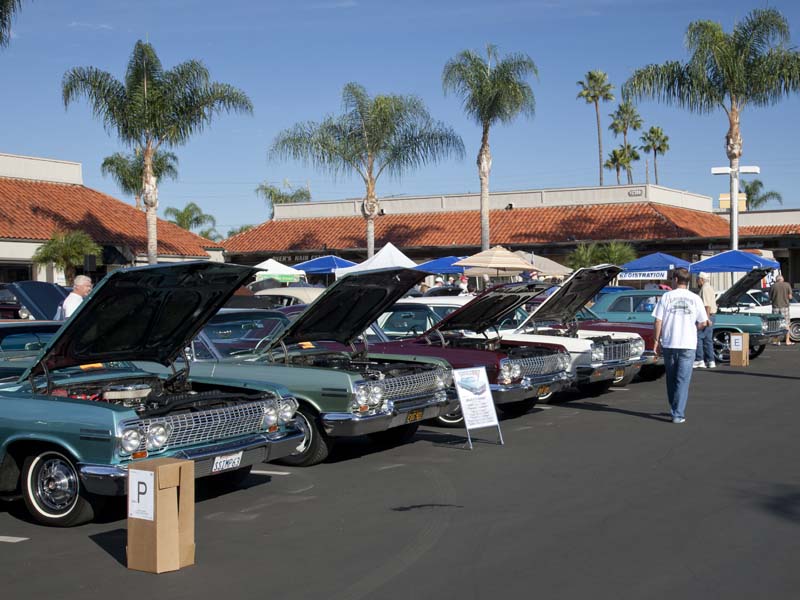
left=377, top=303, right=529, bottom=338
left=0, top=331, right=56, bottom=358
left=749, top=290, right=770, bottom=305
left=200, top=312, right=291, bottom=358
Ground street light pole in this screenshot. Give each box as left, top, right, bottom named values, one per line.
left=711, top=165, right=760, bottom=250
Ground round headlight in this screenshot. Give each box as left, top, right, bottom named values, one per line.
left=120, top=428, right=142, bottom=454
left=434, top=371, right=447, bottom=390
left=279, top=397, right=298, bottom=422
left=368, top=385, right=384, bottom=406
left=355, top=385, right=369, bottom=405
left=761, top=321, right=769, bottom=333
left=146, top=424, right=170, bottom=450
left=262, top=405, right=278, bottom=428
left=510, top=363, right=522, bottom=379
left=18, top=306, right=32, bottom=320
left=591, top=343, right=604, bottom=362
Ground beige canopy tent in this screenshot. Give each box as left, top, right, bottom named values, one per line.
left=513, top=251, right=572, bottom=278
left=455, top=245, right=536, bottom=277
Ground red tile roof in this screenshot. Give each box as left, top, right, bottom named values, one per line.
left=742, top=225, right=800, bottom=236
left=225, top=202, right=735, bottom=254
left=0, top=177, right=222, bottom=257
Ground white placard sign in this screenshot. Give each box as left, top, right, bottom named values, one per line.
left=128, top=469, right=155, bottom=521
left=730, top=334, right=745, bottom=352
left=453, top=367, right=503, bottom=448
left=618, top=270, right=668, bottom=281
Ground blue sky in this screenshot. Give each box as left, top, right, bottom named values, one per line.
left=2, top=0, right=799, bottom=236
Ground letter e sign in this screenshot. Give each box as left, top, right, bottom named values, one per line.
left=128, top=469, right=155, bottom=521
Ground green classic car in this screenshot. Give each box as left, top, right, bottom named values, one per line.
left=0, top=262, right=303, bottom=527
left=591, top=286, right=786, bottom=362
left=183, top=268, right=458, bottom=467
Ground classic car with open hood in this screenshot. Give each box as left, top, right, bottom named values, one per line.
left=0, top=262, right=303, bottom=527
left=405, top=265, right=646, bottom=395
left=373, top=285, right=573, bottom=424
left=592, top=274, right=786, bottom=362
left=183, top=268, right=458, bottom=467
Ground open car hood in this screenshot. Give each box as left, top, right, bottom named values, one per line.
left=428, top=283, right=548, bottom=334
left=522, top=264, right=621, bottom=325
left=269, top=267, right=426, bottom=347
left=20, top=262, right=255, bottom=380
left=715, top=269, right=770, bottom=308
left=8, top=281, right=69, bottom=320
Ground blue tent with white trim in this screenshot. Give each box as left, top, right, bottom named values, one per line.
left=690, top=250, right=779, bottom=273
left=414, top=256, right=467, bottom=275
left=293, top=255, right=357, bottom=274
left=622, top=252, right=690, bottom=272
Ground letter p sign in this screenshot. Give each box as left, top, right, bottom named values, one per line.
left=128, top=470, right=155, bottom=521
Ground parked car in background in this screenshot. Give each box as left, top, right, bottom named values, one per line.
left=184, top=268, right=458, bottom=467
left=0, top=320, right=61, bottom=378
left=1, top=281, right=68, bottom=320
left=252, top=286, right=324, bottom=308
left=0, top=262, right=303, bottom=527
left=591, top=283, right=785, bottom=362
left=0, top=285, right=22, bottom=319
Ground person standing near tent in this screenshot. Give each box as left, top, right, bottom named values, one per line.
left=769, top=275, right=793, bottom=345
left=694, top=273, right=717, bottom=368
left=652, top=268, right=709, bottom=424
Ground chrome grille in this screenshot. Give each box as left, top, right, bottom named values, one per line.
left=381, top=368, right=450, bottom=401
left=123, top=400, right=277, bottom=453
left=602, top=341, right=632, bottom=363
left=510, top=353, right=563, bottom=376
left=766, top=317, right=783, bottom=334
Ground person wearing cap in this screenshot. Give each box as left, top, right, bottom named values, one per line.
left=694, top=272, right=717, bottom=368
left=433, top=276, right=445, bottom=287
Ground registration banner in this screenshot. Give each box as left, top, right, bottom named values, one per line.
left=452, top=367, right=504, bottom=449
left=618, top=270, right=668, bottom=281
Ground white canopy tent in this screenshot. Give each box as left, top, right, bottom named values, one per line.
left=334, top=242, right=416, bottom=279
left=253, top=258, right=306, bottom=283
left=513, top=251, right=572, bottom=278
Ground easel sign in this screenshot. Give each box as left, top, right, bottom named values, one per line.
left=452, top=367, right=504, bottom=449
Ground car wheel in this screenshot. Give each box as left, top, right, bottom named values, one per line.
left=790, top=321, right=800, bottom=343
left=749, top=345, right=766, bottom=360
left=434, top=405, right=464, bottom=428
left=612, top=370, right=637, bottom=387
left=208, top=465, right=252, bottom=490
left=637, top=365, right=665, bottom=381
left=496, top=399, right=537, bottom=418
left=368, top=423, right=420, bottom=446
left=577, top=380, right=614, bottom=396
left=713, top=331, right=732, bottom=363
left=22, top=450, right=95, bottom=527
left=275, top=405, right=331, bottom=467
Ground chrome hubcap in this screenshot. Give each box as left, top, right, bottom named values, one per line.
left=292, top=412, right=313, bottom=455
left=36, top=457, right=77, bottom=513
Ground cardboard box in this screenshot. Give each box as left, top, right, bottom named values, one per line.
left=729, top=332, right=749, bottom=367
left=127, top=457, right=195, bottom=574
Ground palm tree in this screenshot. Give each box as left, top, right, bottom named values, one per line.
left=620, top=142, right=640, bottom=181
left=597, top=241, right=637, bottom=266
left=567, top=243, right=601, bottom=269
left=623, top=8, right=800, bottom=246
left=255, top=180, right=311, bottom=220
left=63, top=40, right=253, bottom=264
left=639, top=126, right=670, bottom=185
left=198, top=227, right=223, bottom=242
left=604, top=148, right=628, bottom=185
left=608, top=101, right=643, bottom=183
left=742, top=179, right=782, bottom=211
left=0, top=0, right=22, bottom=47
left=164, top=202, right=217, bottom=232
left=227, top=224, right=254, bottom=238
left=101, top=150, right=179, bottom=210
left=32, top=230, right=102, bottom=285
left=577, top=71, right=615, bottom=186
left=443, top=45, right=537, bottom=251
left=272, top=82, right=464, bottom=257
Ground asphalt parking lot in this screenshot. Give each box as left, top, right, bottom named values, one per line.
left=2, top=346, right=800, bottom=600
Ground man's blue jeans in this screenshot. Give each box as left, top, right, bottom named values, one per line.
left=695, top=318, right=715, bottom=364
left=663, top=348, right=695, bottom=419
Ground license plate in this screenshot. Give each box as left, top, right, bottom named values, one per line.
left=537, top=385, right=550, bottom=396
left=406, top=409, right=424, bottom=423
left=614, top=368, right=625, bottom=379
left=211, top=451, right=243, bottom=473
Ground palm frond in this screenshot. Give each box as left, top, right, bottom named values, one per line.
left=0, top=0, right=22, bottom=47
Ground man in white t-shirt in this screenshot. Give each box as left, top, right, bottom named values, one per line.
left=60, top=275, right=93, bottom=319
left=652, top=268, right=709, bottom=423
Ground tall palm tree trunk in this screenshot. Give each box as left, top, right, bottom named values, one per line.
left=594, top=101, right=603, bottom=186
left=362, top=175, right=379, bottom=257
left=142, top=144, right=159, bottom=265
left=135, top=194, right=142, bottom=211
left=615, top=166, right=621, bottom=185
left=726, top=107, right=743, bottom=250
left=623, top=131, right=632, bottom=184
left=478, top=125, right=492, bottom=251
left=653, top=150, right=659, bottom=185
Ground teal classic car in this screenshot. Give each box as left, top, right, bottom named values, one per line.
left=0, top=262, right=303, bottom=527
left=591, top=287, right=786, bottom=362
left=184, top=268, right=458, bottom=467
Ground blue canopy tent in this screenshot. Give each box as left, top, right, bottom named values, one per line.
left=690, top=250, right=779, bottom=273
left=619, top=252, right=690, bottom=281
left=293, top=255, right=357, bottom=275
left=414, top=256, right=467, bottom=275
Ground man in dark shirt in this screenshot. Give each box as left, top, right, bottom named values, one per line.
left=769, top=275, right=793, bottom=345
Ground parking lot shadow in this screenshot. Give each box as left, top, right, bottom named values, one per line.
left=89, top=528, right=127, bottom=567
left=746, top=483, right=800, bottom=525
left=702, top=370, right=800, bottom=382
left=566, top=400, right=673, bottom=423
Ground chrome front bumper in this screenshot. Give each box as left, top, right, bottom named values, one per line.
left=642, top=350, right=664, bottom=366
left=576, top=359, right=643, bottom=384
left=78, top=429, right=304, bottom=496
left=322, top=392, right=458, bottom=437
left=491, top=372, right=573, bottom=404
